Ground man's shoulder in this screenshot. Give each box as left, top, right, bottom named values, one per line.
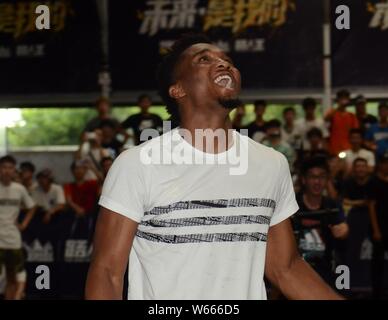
left=9, top=182, right=27, bottom=193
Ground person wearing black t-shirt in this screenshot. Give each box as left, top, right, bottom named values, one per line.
left=244, top=99, right=267, bottom=143
left=354, top=95, right=377, bottom=135
left=294, top=157, right=349, bottom=287
left=121, top=94, right=163, bottom=145
left=368, top=155, right=388, bottom=299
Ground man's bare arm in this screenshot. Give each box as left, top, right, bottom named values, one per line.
left=264, top=218, right=343, bottom=300
left=85, top=207, right=138, bottom=300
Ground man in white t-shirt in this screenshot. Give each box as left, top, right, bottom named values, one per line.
left=343, top=128, right=375, bottom=173
left=0, top=155, right=36, bottom=300
left=86, top=35, right=342, bottom=300
left=31, top=169, right=66, bottom=224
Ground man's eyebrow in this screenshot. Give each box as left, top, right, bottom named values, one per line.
left=192, top=48, right=211, bottom=58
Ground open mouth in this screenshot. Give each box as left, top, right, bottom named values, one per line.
left=214, top=74, right=234, bottom=89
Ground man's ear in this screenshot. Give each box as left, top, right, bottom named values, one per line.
left=169, top=83, right=186, bottom=100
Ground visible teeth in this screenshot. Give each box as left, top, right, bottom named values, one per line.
left=214, top=75, right=233, bottom=88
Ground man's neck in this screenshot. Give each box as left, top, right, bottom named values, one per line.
left=355, top=175, right=369, bottom=185
left=337, top=106, right=346, bottom=112
left=351, top=146, right=361, bottom=152
left=255, top=116, right=264, bottom=126
left=303, top=193, right=322, bottom=210
left=306, top=114, right=315, bottom=121
left=0, top=179, right=11, bottom=187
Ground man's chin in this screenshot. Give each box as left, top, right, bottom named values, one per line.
left=218, top=97, right=241, bottom=110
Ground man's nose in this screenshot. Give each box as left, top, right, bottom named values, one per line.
left=216, top=58, right=231, bottom=69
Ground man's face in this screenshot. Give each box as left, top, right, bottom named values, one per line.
left=173, top=43, right=241, bottom=110
left=353, top=161, right=369, bottom=179
left=283, top=110, right=295, bottom=123
left=73, top=165, right=86, bottom=181
left=356, top=103, right=366, bottom=115
left=349, top=133, right=362, bottom=148
left=0, top=162, right=16, bottom=183
left=101, top=126, right=115, bottom=141
left=308, top=134, right=322, bottom=148
left=38, top=177, right=51, bottom=190
left=303, top=167, right=328, bottom=196
left=304, top=105, right=315, bottom=117
left=97, top=101, right=110, bottom=115
left=20, top=168, right=33, bottom=181
left=338, top=96, right=350, bottom=108
left=255, top=105, right=266, bottom=118
left=139, top=97, right=152, bottom=113
left=379, top=107, right=388, bottom=121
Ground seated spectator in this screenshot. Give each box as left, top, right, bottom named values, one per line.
left=100, top=119, right=124, bottom=159
left=77, top=129, right=110, bottom=181
left=262, top=120, right=295, bottom=168
left=19, top=161, right=37, bottom=195
left=367, top=155, right=388, bottom=299
left=294, top=157, right=348, bottom=287
left=231, top=100, right=245, bottom=130
left=83, top=97, right=120, bottom=133
left=121, top=94, right=163, bottom=145
left=365, top=102, right=388, bottom=158
left=31, top=169, right=65, bottom=224
left=245, top=99, right=267, bottom=143
left=281, top=107, right=302, bottom=150
left=354, top=95, right=377, bottom=134
left=343, top=129, right=375, bottom=174
left=325, top=89, right=359, bottom=155
left=296, top=97, right=329, bottom=150
left=64, top=161, right=100, bottom=218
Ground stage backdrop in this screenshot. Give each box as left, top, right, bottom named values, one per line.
left=0, top=0, right=101, bottom=95
left=109, top=0, right=323, bottom=91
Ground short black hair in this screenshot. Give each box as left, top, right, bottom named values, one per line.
left=336, top=89, right=350, bottom=100
left=302, top=97, right=316, bottom=109
left=353, top=157, right=368, bottom=166
left=283, top=107, right=295, bottom=115
left=0, top=155, right=16, bottom=166
left=306, top=127, right=323, bottom=139
left=156, top=33, right=212, bottom=126
left=265, top=119, right=281, bottom=130
left=349, top=128, right=363, bottom=137
left=20, top=161, right=35, bottom=173
left=254, top=100, right=267, bottom=108
left=301, top=157, right=329, bottom=177
left=138, top=94, right=151, bottom=103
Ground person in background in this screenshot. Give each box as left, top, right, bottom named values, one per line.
left=365, top=102, right=388, bottom=159
left=31, top=169, right=65, bottom=224
left=99, top=119, right=124, bottom=159
left=281, top=107, right=301, bottom=150
left=325, top=89, right=359, bottom=156
left=19, top=162, right=37, bottom=195
left=64, top=161, right=100, bottom=219
left=327, top=155, right=347, bottom=200
left=354, top=95, right=377, bottom=135
left=262, top=120, right=295, bottom=169
left=296, top=97, right=329, bottom=150
left=83, top=97, right=120, bottom=134
left=0, top=155, right=36, bottom=300
left=77, top=129, right=110, bottom=181
left=245, top=99, right=267, bottom=143
left=121, top=94, right=163, bottom=146
left=100, top=157, right=113, bottom=180
left=343, top=129, right=375, bottom=174
left=294, top=157, right=348, bottom=287
left=231, top=100, right=245, bottom=130
left=367, top=155, right=388, bottom=299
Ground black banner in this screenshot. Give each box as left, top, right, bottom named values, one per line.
left=109, top=0, right=323, bottom=91
left=0, top=0, right=101, bottom=95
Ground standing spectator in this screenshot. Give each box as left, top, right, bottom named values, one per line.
left=231, top=100, right=245, bottom=130
left=365, top=102, right=388, bottom=158
left=245, top=100, right=267, bottom=143
left=77, top=129, right=110, bottom=180
left=100, top=157, right=113, bottom=180
left=0, top=156, right=36, bottom=300
left=281, top=107, right=301, bottom=150
left=343, top=129, right=375, bottom=173
left=262, top=120, right=295, bottom=168
left=327, top=155, right=347, bottom=200
left=298, top=128, right=329, bottom=164
left=83, top=97, right=120, bottom=133
left=354, top=95, right=377, bottom=134
left=19, top=162, right=37, bottom=195
left=368, top=155, right=388, bottom=299
left=31, top=169, right=65, bottom=224
left=64, top=161, right=100, bottom=218
left=325, top=90, right=359, bottom=156
left=296, top=98, right=329, bottom=150
left=121, top=94, right=163, bottom=145
left=100, top=120, right=124, bottom=159
left=294, top=157, right=348, bottom=287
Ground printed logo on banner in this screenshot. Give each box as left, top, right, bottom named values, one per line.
left=64, top=240, right=93, bottom=263
left=368, top=0, right=388, bottom=30
left=23, top=240, right=54, bottom=263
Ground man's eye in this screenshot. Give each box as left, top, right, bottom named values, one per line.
left=199, top=55, right=210, bottom=62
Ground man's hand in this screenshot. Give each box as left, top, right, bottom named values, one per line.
left=329, top=222, right=349, bottom=240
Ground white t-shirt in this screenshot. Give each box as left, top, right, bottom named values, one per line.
left=343, top=148, right=376, bottom=167
left=295, top=118, right=329, bottom=150
left=99, top=128, right=299, bottom=300
left=31, top=183, right=65, bottom=212
left=0, top=182, right=35, bottom=249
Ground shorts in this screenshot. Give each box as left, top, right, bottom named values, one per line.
left=0, top=248, right=25, bottom=278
